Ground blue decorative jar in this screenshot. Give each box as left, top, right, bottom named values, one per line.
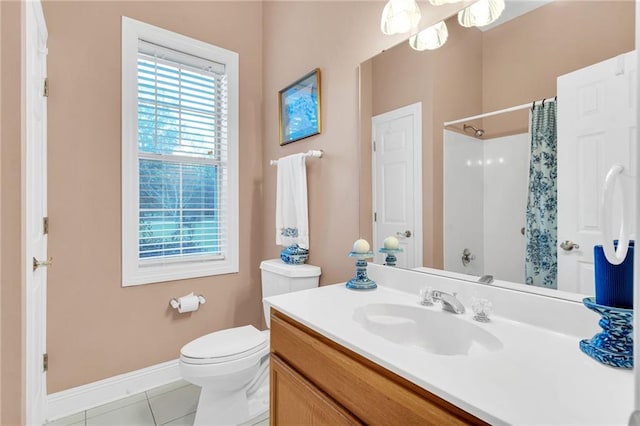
left=579, top=297, right=633, bottom=369
left=280, top=244, right=309, bottom=265
left=378, top=247, right=403, bottom=267
left=594, top=240, right=633, bottom=309
left=346, top=251, right=377, bottom=290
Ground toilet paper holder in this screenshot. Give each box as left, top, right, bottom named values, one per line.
left=169, top=294, right=206, bottom=310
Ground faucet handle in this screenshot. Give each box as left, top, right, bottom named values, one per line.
left=471, top=297, right=493, bottom=322
left=419, top=287, right=434, bottom=306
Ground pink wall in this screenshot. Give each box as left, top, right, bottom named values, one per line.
left=42, top=0, right=264, bottom=393
left=261, top=1, right=464, bottom=285
left=262, top=1, right=376, bottom=285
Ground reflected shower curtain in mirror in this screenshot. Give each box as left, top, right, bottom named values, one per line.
left=525, top=101, right=558, bottom=288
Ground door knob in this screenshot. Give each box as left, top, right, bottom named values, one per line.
left=396, top=230, right=412, bottom=238
left=560, top=241, right=580, bottom=252
left=33, top=257, right=53, bottom=271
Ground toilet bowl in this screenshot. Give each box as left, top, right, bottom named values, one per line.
left=180, top=259, right=321, bottom=426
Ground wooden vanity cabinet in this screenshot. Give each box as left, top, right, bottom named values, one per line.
left=269, top=309, right=486, bottom=426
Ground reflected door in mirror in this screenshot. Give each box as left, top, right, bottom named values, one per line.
left=372, top=103, right=423, bottom=268
left=557, top=51, right=637, bottom=294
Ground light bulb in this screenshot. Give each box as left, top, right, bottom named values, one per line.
left=380, top=0, right=422, bottom=35
left=458, top=0, right=505, bottom=28
left=409, top=21, right=448, bottom=51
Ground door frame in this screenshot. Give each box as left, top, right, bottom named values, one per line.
left=25, top=0, right=48, bottom=423
left=371, top=102, right=423, bottom=267
left=634, top=0, right=640, bottom=416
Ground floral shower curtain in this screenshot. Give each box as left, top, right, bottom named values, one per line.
left=525, top=101, right=558, bottom=288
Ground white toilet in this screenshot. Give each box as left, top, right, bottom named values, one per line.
left=180, top=259, right=321, bottom=426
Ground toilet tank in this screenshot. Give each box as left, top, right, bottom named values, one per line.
left=260, top=259, right=321, bottom=328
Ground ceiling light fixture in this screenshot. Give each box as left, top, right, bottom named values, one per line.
left=458, top=0, right=505, bottom=28
left=408, top=20, right=448, bottom=51
left=380, top=0, right=422, bottom=35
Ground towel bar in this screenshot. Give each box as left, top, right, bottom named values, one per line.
left=270, top=149, right=323, bottom=166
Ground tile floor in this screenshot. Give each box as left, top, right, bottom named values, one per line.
left=46, top=380, right=269, bottom=426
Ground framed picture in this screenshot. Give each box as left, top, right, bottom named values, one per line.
left=279, top=68, right=322, bottom=145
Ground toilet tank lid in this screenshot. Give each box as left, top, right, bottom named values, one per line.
left=260, top=259, right=321, bottom=278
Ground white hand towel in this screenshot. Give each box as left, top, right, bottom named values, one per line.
left=275, top=153, right=309, bottom=249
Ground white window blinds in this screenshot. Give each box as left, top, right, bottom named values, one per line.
left=136, top=40, right=229, bottom=262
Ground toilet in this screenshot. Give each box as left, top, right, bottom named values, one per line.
left=180, top=259, right=321, bottom=426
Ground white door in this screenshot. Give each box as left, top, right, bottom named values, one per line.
left=557, top=51, right=636, bottom=294
left=372, top=103, right=422, bottom=268
left=25, top=1, right=48, bottom=424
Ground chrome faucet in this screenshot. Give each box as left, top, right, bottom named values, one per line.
left=431, top=290, right=466, bottom=314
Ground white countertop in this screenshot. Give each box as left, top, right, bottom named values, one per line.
left=265, top=271, right=633, bottom=425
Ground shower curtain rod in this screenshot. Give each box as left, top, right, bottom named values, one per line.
left=443, top=97, right=557, bottom=127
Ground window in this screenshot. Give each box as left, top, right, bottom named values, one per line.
left=122, top=17, right=238, bottom=286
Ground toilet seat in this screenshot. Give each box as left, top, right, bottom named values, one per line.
left=180, top=325, right=268, bottom=365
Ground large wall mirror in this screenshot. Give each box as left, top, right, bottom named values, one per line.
left=359, top=0, right=636, bottom=296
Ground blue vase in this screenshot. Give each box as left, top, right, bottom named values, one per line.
left=280, top=244, right=309, bottom=265
left=594, top=240, right=633, bottom=309
left=579, top=297, right=633, bottom=369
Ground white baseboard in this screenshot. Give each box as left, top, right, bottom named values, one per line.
left=46, top=358, right=180, bottom=421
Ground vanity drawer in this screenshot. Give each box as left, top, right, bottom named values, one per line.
left=270, top=309, right=485, bottom=425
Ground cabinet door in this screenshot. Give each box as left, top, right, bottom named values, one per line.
left=270, top=354, right=362, bottom=426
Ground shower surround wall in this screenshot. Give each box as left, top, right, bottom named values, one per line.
left=483, top=133, right=529, bottom=282
left=443, top=132, right=484, bottom=277
left=444, top=131, right=529, bottom=282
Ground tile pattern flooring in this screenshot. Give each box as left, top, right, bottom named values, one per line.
left=46, top=380, right=269, bottom=426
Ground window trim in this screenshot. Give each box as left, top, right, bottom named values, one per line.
left=121, top=17, right=239, bottom=286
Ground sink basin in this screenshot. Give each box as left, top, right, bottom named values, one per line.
left=353, top=303, right=503, bottom=356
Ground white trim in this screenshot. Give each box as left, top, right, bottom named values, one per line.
left=46, top=359, right=181, bottom=422
left=121, top=17, right=239, bottom=286
left=25, top=1, right=48, bottom=424
left=634, top=1, right=640, bottom=415
left=371, top=102, right=423, bottom=267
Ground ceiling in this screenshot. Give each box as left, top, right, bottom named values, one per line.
left=478, top=0, right=554, bottom=31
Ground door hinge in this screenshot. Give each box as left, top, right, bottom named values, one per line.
left=373, top=140, right=376, bottom=152
left=43, top=217, right=49, bottom=235
left=43, top=78, right=49, bottom=97
left=374, top=212, right=377, bottom=222
left=43, top=353, right=48, bottom=372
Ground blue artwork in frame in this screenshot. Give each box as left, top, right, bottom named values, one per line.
left=279, top=68, right=322, bottom=145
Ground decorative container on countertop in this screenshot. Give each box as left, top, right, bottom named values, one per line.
left=346, top=251, right=377, bottom=290
left=594, top=240, right=633, bottom=309
left=378, top=247, right=403, bottom=267
left=280, top=244, right=309, bottom=265
left=579, top=297, right=632, bottom=369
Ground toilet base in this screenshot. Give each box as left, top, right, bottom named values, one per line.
left=193, top=376, right=269, bottom=426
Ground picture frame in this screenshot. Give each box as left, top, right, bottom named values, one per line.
left=278, top=68, right=322, bottom=145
